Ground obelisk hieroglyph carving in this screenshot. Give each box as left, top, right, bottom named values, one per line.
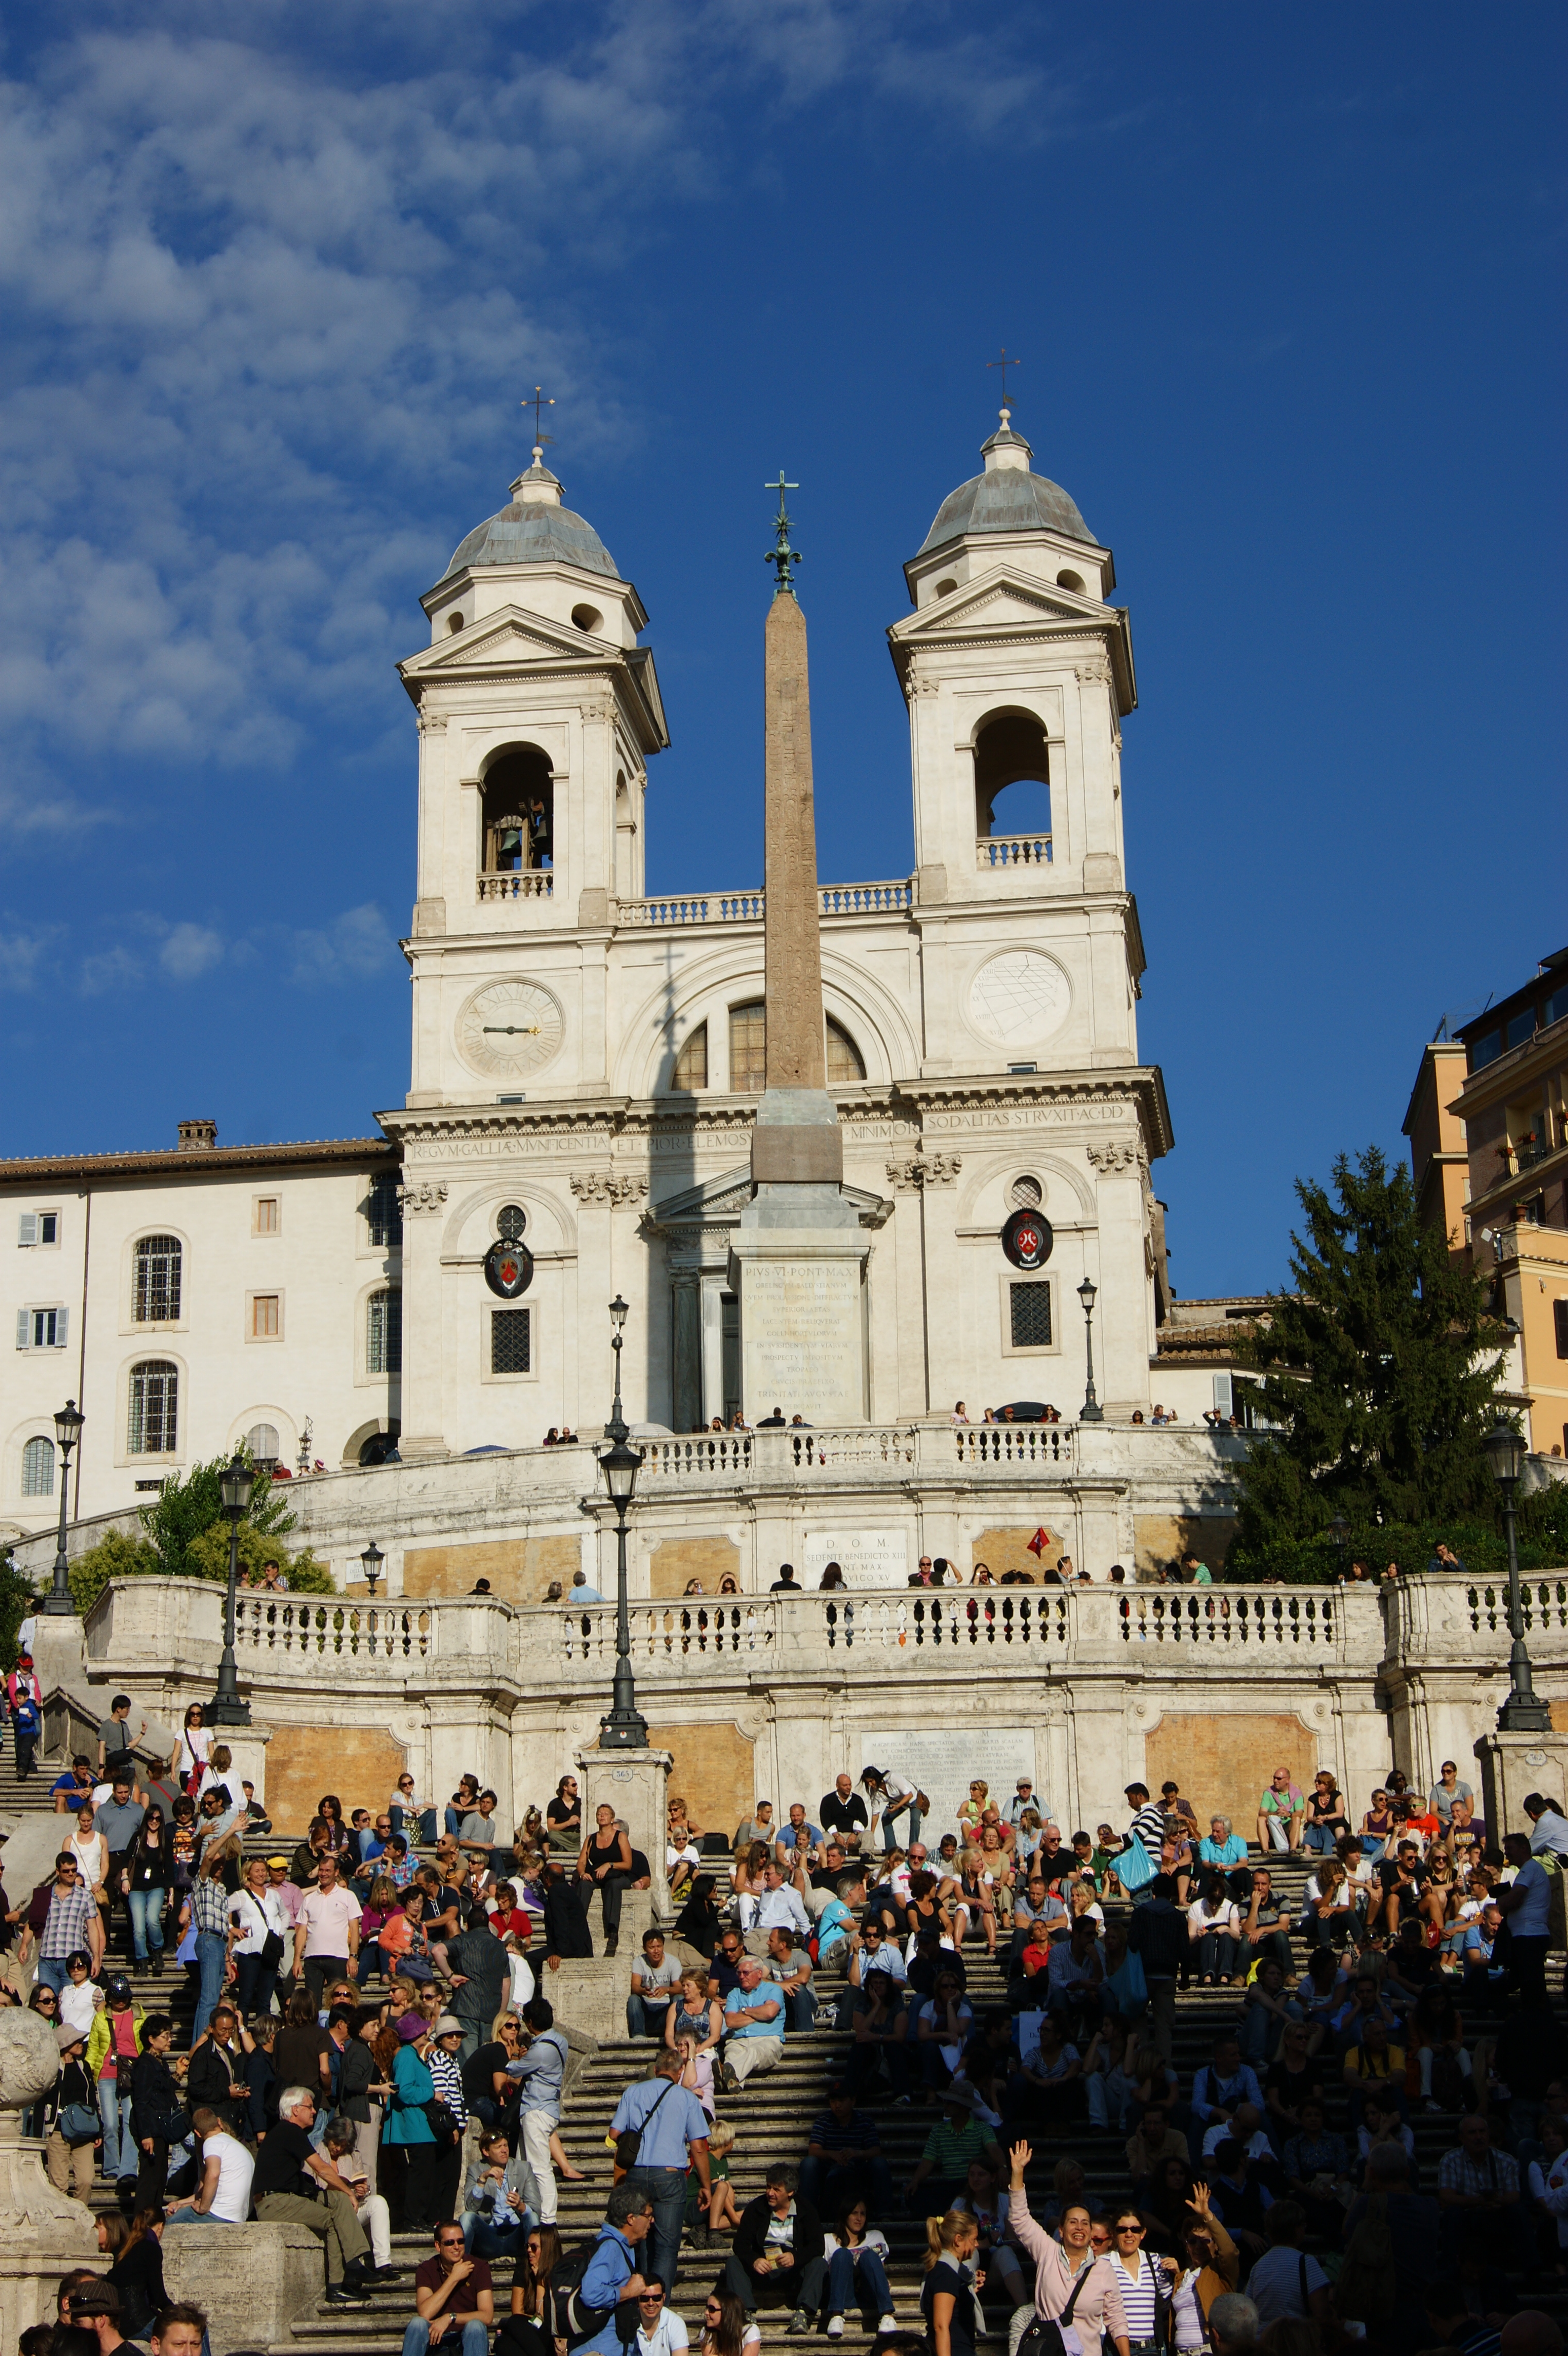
left=730, top=477, right=869, bottom=1425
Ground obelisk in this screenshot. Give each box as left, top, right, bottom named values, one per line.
left=729, top=476, right=869, bottom=1425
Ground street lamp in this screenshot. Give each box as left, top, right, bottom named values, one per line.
left=42, top=1400, right=85, bottom=1616
left=1485, top=1415, right=1549, bottom=1732
left=208, top=1450, right=255, bottom=1726
left=597, top=1296, right=648, bottom=1750
left=360, top=1542, right=384, bottom=1599
left=1077, top=1277, right=1104, bottom=1423
left=1327, top=1514, right=1350, bottom=1575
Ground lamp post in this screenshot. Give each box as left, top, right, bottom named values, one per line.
left=360, top=1542, right=384, bottom=1599
left=1077, top=1277, right=1104, bottom=1423
left=208, top=1450, right=255, bottom=1726
left=597, top=1295, right=648, bottom=1750
left=1327, top=1514, right=1350, bottom=1578
left=42, top=1400, right=85, bottom=1616
left=1486, top=1415, right=1550, bottom=1732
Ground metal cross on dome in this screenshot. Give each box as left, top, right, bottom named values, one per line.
left=987, top=346, right=1022, bottom=409
left=522, top=385, right=556, bottom=447
left=765, top=471, right=801, bottom=597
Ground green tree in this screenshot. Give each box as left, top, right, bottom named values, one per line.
left=62, top=1450, right=331, bottom=1615
left=140, top=1454, right=297, bottom=1576
left=0, top=1543, right=41, bottom=1668
left=1234, top=1144, right=1506, bottom=1549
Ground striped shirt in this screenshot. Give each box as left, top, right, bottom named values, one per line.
left=1111, top=2253, right=1160, bottom=2341
left=192, top=1876, right=233, bottom=1937
left=428, top=2046, right=467, bottom=2127
left=1128, top=1804, right=1166, bottom=1856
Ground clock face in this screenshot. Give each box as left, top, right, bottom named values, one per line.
left=456, top=978, right=564, bottom=1081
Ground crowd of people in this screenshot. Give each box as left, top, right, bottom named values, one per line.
left=10, top=1711, right=1568, bottom=2356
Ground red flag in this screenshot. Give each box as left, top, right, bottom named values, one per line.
left=1026, top=1528, right=1049, bottom=1558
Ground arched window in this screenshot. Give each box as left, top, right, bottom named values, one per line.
left=21, top=1436, right=54, bottom=1497
left=974, top=711, right=1052, bottom=842
left=727, top=1002, right=865, bottom=1091
left=245, top=1423, right=280, bottom=1466
left=133, top=1235, right=182, bottom=1323
left=673, top=1023, right=708, bottom=1090
left=481, top=747, right=554, bottom=872
left=129, top=1361, right=179, bottom=1455
left=367, top=1290, right=403, bottom=1376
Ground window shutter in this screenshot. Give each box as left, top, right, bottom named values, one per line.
left=1556, top=1299, right=1568, bottom=1361
left=54, top=1306, right=69, bottom=1349
left=18, top=1214, right=36, bottom=1247
left=1212, top=1372, right=1234, bottom=1416
left=15, top=1310, right=28, bottom=1349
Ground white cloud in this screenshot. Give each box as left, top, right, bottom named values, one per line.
left=0, top=3, right=1083, bottom=833
left=289, top=901, right=398, bottom=985
left=80, top=944, right=144, bottom=995
left=159, top=922, right=225, bottom=980
left=0, top=923, right=60, bottom=990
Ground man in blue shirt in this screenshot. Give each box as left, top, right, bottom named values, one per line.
left=575, top=2185, right=657, bottom=2356
left=610, top=2048, right=711, bottom=2291
left=721, top=1959, right=786, bottom=2090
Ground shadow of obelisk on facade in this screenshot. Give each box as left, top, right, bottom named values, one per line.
left=728, top=477, right=871, bottom=1423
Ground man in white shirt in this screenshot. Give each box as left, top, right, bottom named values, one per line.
left=1244, top=2206, right=1329, bottom=2327
left=740, top=1864, right=811, bottom=1951
left=167, top=2104, right=256, bottom=2224
left=1006, top=1779, right=1055, bottom=1827
left=631, top=2282, right=689, bottom=2356
left=1498, top=1831, right=1553, bottom=2006
left=293, top=1853, right=362, bottom=2008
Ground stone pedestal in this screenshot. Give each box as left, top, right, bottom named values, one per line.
left=1474, top=1729, right=1568, bottom=1844
left=575, top=1745, right=673, bottom=1917
left=163, top=2222, right=324, bottom=2356
left=729, top=1226, right=870, bottom=1426
left=0, top=2016, right=103, bottom=2351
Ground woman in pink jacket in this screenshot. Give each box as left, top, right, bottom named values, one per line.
left=1005, top=2141, right=1129, bottom=2356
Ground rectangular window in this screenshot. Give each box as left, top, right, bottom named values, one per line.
left=16, top=1307, right=68, bottom=1350
left=1009, top=1282, right=1052, bottom=1349
left=491, top=1308, right=532, bottom=1373
left=1213, top=1372, right=1234, bottom=1417
left=17, top=1212, right=57, bottom=1246
left=367, top=1289, right=403, bottom=1375
left=1506, top=1009, right=1537, bottom=1051
left=1545, top=986, right=1568, bottom=1029
left=367, top=1174, right=403, bottom=1248
left=1468, top=1030, right=1502, bottom=1073
left=254, top=1197, right=280, bottom=1235
left=1556, top=1299, right=1568, bottom=1361
left=250, top=1294, right=280, bottom=1339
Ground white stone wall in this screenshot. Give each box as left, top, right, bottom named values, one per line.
left=0, top=1160, right=399, bottom=1536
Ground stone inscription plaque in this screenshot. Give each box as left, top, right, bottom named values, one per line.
left=803, top=1529, right=909, bottom=1589
left=859, top=1725, right=1038, bottom=1851
left=739, top=1258, right=864, bottom=1425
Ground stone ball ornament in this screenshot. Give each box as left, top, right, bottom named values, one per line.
left=0, top=2006, right=61, bottom=2114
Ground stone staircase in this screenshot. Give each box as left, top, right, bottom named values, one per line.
left=6, top=1737, right=1563, bottom=2353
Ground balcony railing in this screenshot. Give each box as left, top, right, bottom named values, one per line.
left=636, top=1421, right=1074, bottom=1482
left=234, top=1595, right=434, bottom=1660
left=978, top=833, right=1052, bottom=869
left=620, top=880, right=913, bottom=928
left=479, top=872, right=553, bottom=901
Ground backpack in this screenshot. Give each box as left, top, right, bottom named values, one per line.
left=553, top=2231, right=639, bottom=2348
left=1336, top=2191, right=1396, bottom=2326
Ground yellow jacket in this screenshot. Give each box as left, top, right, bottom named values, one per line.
left=87, top=2002, right=146, bottom=2076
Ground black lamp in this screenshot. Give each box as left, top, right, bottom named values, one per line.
left=1077, top=1276, right=1104, bottom=1423
left=209, top=1450, right=254, bottom=1724
left=597, top=1297, right=647, bottom=1749
left=42, top=1399, right=85, bottom=1617
left=360, top=1541, right=385, bottom=1598
left=1485, top=1414, right=1547, bottom=1731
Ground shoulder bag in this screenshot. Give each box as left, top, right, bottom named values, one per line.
left=1014, top=2258, right=1092, bottom=2356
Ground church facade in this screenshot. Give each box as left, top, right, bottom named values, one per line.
left=3, top=416, right=1237, bottom=1549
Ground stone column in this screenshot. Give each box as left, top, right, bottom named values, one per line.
left=1474, top=1730, right=1568, bottom=1845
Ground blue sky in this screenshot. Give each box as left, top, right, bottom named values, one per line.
left=1, top=2, right=1561, bottom=1298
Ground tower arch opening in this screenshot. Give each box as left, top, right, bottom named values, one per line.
left=481, top=745, right=554, bottom=872
left=974, top=710, right=1051, bottom=841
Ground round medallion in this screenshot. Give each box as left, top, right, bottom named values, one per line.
left=967, top=949, right=1071, bottom=1048
left=1002, top=1208, right=1054, bottom=1270
left=484, top=1239, right=535, bottom=1299
left=456, top=978, right=564, bottom=1081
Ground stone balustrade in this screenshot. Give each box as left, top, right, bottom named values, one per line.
left=618, top=879, right=912, bottom=928
left=477, top=870, right=553, bottom=900
left=978, top=832, right=1052, bottom=868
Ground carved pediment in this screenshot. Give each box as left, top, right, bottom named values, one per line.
left=400, top=603, right=613, bottom=679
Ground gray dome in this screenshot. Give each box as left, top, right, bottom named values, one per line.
left=446, top=502, right=617, bottom=580
left=443, top=459, right=619, bottom=582
left=917, top=423, right=1094, bottom=558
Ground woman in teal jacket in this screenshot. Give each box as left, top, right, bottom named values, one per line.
left=384, top=2023, right=439, bottom=2231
